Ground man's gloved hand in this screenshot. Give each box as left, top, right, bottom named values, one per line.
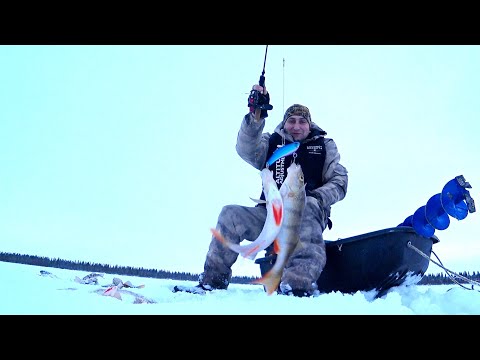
left=248, top=84, right=272, bottom=118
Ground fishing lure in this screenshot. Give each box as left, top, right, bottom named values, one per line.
left=266, top=142, right=300, bottom=167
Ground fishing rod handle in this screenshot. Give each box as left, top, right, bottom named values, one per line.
left=259, top=74, right=266, bottom=88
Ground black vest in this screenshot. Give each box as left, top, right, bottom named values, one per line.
left=259, top=131, right=326, bottom=202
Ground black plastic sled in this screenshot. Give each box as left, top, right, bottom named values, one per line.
left=255, top=226, right=439, bottom=298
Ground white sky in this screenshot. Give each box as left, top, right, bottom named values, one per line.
left=3, top=261, right=480, bottom=315
left=0, top=45, right=478, bottom=278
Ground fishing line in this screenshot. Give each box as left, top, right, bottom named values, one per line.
left=282, top=57, right=285, bottom=115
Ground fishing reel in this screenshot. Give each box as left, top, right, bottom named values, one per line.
left=248, top=87, right=273, bottom=118
left=248, top=46, right=273, bottom=118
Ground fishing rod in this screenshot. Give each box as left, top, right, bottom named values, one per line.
left=248, top=45, right=273, bottom=120
left=259, top=45, right=269, bottom=89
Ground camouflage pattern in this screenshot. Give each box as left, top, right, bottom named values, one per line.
left=282, top=104, right=312, bottom=126
left=200, top=110, right=348, bottom=295
left=199, top=204, right=268, bottom=289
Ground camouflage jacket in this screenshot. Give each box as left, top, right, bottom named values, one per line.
left=236, top=112, right=348, bottom=213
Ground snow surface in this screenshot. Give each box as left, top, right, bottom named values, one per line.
left=2, top=261, right=480, bottom=315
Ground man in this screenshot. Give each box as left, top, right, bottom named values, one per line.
left=176, top=84, right=348, bottom=297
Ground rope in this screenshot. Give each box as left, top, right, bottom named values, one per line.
left=407, top=241, right=480, bottom=291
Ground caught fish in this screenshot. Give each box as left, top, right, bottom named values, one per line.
left=211, top=167, right=283, bottom=260
left=253, top=162, right=306, bottom=295
left=266, top=141, right=300, bottom=167
left=98, top=286, right=155, bottom=303
left=74, top=272, right=104, bottom=285
left=102, top=285, right=122, bottom=300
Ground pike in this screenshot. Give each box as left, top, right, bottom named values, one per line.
left=253, top=162, right=306, bottom=295
left=211, top=168, right=284, bottom=260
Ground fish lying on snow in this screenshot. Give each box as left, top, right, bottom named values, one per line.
left=211, top=167, right=284, bottom=260
left=253, top=162, right=306, bottom=295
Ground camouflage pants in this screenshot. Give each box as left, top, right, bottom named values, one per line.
left=199, top=196, right=328, bottom=293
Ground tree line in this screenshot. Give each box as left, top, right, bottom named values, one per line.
left=0, top=251, right=478, bottom=286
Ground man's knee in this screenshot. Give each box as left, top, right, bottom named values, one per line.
left=217, top=205, right=243, bottom=228
left=304, top=196, right=330, bottom=233
left=219, top=204, right=241, bottom=217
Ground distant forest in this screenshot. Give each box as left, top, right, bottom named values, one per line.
left=0, top=251, right=478, bottom=287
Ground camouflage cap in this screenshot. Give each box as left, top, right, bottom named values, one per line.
left=282, top=104, right=312, bottom=127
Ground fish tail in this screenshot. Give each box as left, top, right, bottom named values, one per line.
left=211, top=228, right=244, bottom=254
left=252, top=269, right=281, bottom=295
left=211, top=228, right=228, bottom=245
left=211, top=228, right=260, bottom=259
